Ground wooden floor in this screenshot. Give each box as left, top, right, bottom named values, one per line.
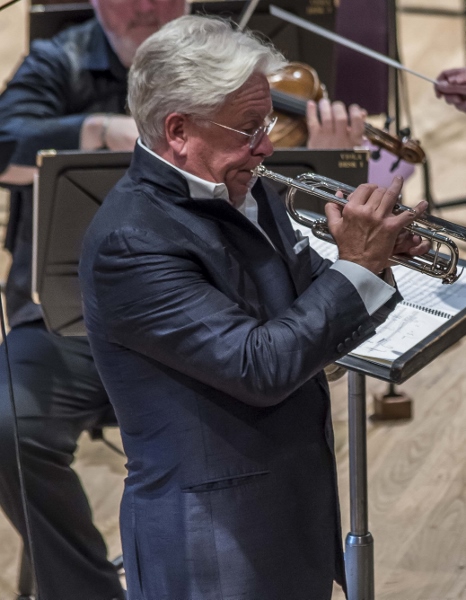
left=2, top=0, right=466, bottom=598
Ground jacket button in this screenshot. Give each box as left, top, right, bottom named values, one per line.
left=345, top=337, right=351, bottom=346
left=337, top=343, right=344, bottom=353
left=352, top=331, right=359, bottom=340
left=357, top=325, right=364, bottom=334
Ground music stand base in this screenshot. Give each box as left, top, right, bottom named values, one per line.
left=371, top=389, right=413, bottom=420
left=345, top=532, right=375, bottom=600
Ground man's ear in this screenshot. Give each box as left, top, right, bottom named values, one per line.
left=165, top=113, right=189, bottom=156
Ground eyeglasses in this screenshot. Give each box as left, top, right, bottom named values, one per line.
left=205, top=115, right=277, bottom=151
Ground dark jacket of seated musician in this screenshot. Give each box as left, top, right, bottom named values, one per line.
left=79, top=16, right=429, bottom=600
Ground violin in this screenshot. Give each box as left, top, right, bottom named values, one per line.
left=268, top=62, right=426, bottom=165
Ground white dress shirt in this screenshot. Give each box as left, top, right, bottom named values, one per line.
left=138, top=139, right=395, bottom=316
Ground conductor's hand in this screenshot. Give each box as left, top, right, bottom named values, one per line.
left=326, top=176, right=430, bottom=274
left=306, top=99, right=367, bottom=149
left=434, top=68, right=466, bottom=113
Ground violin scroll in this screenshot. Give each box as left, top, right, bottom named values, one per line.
left=364, top=123, right=426, bottom=164
left=268, top=62, right=426, bottom=164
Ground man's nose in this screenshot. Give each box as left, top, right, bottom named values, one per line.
left=252, top=132, right=274, bottom=158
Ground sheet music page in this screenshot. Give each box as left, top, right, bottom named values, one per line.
left=392, top=265, right=466, bottom=317
left=350, top=303, right=448, bottom=364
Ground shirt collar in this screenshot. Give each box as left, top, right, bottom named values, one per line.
left=138, top=139, right=230, bottom=202
left=136, top=140, right=269, bottom=243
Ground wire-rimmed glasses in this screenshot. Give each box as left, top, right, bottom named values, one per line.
left=205, top=115, right=277, bottom=151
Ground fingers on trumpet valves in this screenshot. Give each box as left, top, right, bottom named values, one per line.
left=393, top=230, right=430, bottom=257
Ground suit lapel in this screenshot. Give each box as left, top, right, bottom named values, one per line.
left=183, top=198, right=297, bottom=317
left=130, top=147, right=313, bottom=311
left=253, top=180, right=314, bottom=296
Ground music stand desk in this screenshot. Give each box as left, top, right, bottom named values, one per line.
left=339, top=304, right=466, bottom=384
left=336, top=273, right=466, bottom=600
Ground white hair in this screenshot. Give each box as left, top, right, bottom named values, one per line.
left=127, top=15, right=287, bottom=147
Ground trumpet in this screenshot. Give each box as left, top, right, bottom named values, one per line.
left=253, top=165, right=466, bottom=285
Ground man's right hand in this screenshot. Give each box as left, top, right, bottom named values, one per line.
left=325, top=177, right=429, bottom=274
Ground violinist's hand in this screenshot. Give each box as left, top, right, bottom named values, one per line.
left=306, top=98, right=367, bottom=149
left=80, top=114, right=139, bottom=151
left=434, top=68, right=466, bottom=113
left=326, top=176, right=429, bottom=274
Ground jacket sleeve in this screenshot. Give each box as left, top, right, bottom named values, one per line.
left=0, top=39, right=87, bottom=167
left=86, top=225, right=399, bottom=408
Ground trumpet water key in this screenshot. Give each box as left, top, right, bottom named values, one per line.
left=253, top=165, right=465, bottom=284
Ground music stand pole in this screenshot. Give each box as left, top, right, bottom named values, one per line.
left=345, top=371, right=375, bottom=600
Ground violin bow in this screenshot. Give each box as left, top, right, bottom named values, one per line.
left=269, top=5, right=439, bottom=86
left=237, top=0, right=261, bottom=30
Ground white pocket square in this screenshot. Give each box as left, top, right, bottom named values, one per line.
left=292, top=231, right=310, bottom=255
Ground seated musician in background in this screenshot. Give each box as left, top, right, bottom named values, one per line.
left=435, top=67, right=466, bottom=112
left=0, top=0, right=187, bottom=598
left=79, top=15, right=430, bottom=600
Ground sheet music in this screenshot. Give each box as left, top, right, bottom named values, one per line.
left=392, top=265, right=466, bottom=317
left=350, top=304, right=447, bottom=364
left=293, top=222, right=465, bottom=365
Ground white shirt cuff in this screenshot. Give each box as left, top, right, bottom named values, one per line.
left=330, top=260, right=395, bottom=315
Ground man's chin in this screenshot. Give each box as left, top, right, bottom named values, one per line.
left=228, top=170, right=259, bottom=206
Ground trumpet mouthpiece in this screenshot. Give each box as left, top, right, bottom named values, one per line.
left=252, top=164, right=267, bottom=177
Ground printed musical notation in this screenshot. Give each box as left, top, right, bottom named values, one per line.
left=295, top=225, right=466, bottom=366
left=351, top=304, right=448, bottom=365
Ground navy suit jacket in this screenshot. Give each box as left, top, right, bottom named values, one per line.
left=79, top=144, right=400, bottom=600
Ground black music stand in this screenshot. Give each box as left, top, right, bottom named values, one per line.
left=334, top=269, right=466, bottom=600
left=32, top=150, right=131, bottom=335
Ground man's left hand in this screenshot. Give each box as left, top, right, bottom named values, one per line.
left=306, top=99, right=367, bottom=149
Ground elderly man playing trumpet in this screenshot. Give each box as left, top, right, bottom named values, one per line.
left=79, top=15, right=429, bottom=600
